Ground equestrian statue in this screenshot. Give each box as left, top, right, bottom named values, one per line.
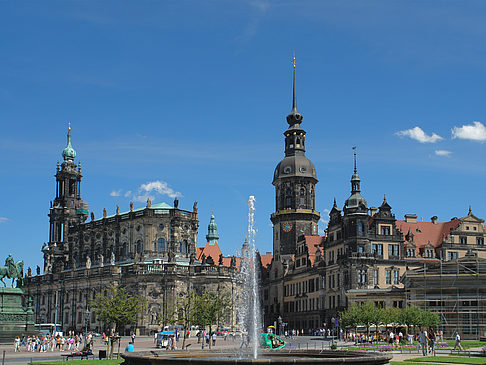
left=0, top=254, right=24, bottom=287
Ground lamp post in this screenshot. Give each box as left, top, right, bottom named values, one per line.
left=331, top=317, right=335, bottom=346
left=85, top=308, right=90, bottom=347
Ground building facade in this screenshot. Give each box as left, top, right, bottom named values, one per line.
left=24, top=127, right=242, bottom=335
left=262, top=64, right=486, bottom=339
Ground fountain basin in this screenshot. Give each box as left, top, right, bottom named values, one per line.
left=122, top=349, right=392, bottom=365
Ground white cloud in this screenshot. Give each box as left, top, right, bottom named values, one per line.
left=396, top=126, right=443, bottom=143
left=0, top=217, right=8, bottom=223
left=110, top=189, right=122, bottom=197
left=452, top=121, right=486, bottom=141
left=132, top=180, right=182, bottom=203
left=124, top=190, right=132, bottom=197
left=435, top=150, right=452, bottom=157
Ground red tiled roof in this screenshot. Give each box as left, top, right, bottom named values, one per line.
left=197, top=241, right=223, bottom=263
left=396, top=218, right=460, bottom=252
left=304, top=236, right=324, bottom=266
left=197, top=241, right=242, bottom=269
left=222, top=256, right=241, bottom=270
left=260, top=253, right=273, bottom=268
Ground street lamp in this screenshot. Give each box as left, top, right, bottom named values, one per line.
left=85, top=308, right=90, bottom=347
left=331, top=317, right=335, bottom=346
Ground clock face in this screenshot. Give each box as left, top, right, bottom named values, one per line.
left=283, top=222, right=292, bottom=232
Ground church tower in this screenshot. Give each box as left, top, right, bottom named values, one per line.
left=271, top=59, right=320, bottom=260
left=44, top=125, right=89, bottom=273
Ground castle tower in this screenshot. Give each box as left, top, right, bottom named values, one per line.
left=342, top=148, right=369, bottom=251
left=271, top=58, right=320, bottom=259
left=44, top=125, right=88, bottom=273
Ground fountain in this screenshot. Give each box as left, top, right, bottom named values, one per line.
left=237, top=196, right=262, bottom=359
left=121, top=196, right=392, bottom=365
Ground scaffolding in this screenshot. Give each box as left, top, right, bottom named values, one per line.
left=405, top=254, right=486, bottom=339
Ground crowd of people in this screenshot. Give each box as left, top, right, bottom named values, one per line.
left=13, top=332, right=96, bottom=353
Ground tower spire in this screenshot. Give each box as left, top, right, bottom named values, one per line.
left=353, top=146, right=357, bottom=173
left=62, top=122, right=77, bottom=163
left=291, top=55, right=297, bottom=112
left=286, top=55, right=303, bottom=126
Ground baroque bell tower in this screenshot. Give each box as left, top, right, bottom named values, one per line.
left=271, top=58, right=320, bottom=260
left=43, top=125, right=89, bottom=273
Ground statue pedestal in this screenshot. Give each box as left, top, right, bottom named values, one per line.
left=0, top=288, right=35, bottom=341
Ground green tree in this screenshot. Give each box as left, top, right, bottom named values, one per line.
left=383, top=307, right=401, bottom=331
left=91, top=283, right=147, bottom=332
left=420, top=309, right=440, bottom=328
left=193, top=290, right=231, bottom=349
left=173, top=291, right=198, bottom=350
left=399, top=305, right=422, bottom=334
left=358, top=301, right=380, bottom=337
left=91, top=283, right=146, bottom=358
left=340, top=304, right=360, bottom=329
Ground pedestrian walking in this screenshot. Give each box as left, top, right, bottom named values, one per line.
left=453, top=332, right=463, bottom=351
left=428, top=328, right=436, bottom=356
left=418, top=328, right=429, bottom=356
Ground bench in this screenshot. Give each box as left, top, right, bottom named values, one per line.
left=62, top=352, right=95, bottom=361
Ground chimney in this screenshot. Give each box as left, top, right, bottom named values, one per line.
left=369, top=207, right=378, bottom=217
left=404, top=214, right=417, bottom=223
left=431, top=216, right=438, bottom=225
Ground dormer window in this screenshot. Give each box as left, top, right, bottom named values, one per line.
left=381, top=226, right=391, bottom=235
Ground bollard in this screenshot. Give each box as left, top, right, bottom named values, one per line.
left=2, top=350, right=5, bottom=365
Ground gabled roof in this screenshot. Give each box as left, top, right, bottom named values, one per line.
left=303, top=236, right=325, bottom=266
left=260, top=253, right=273, bottom=269
left=197, top=240, right=223, bottom=263
left=396, top=218, right=460, bottom=250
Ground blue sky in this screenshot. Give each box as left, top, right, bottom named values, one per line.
left=1, top=1, right=486, bottom=272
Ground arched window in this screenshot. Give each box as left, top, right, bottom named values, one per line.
left=136, top=240, right=143, bottom=254
left=157, top=238, right=167, bottom=253
left=299, top=188, right=306, bottom=208
left=286, top=189, right=292, bottom=208
left=181, top=240, right=188, bottom=254
left=358, top=221, right=364, bottom=236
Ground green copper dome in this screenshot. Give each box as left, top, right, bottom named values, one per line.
left=62, top=125, right=76, bottom=162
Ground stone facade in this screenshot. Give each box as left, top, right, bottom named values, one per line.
left=262, top=66, right=486, bottom=338
left=24, top=127, right=242, bottom=335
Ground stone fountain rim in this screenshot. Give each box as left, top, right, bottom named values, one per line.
left=122, top=349, right=393, bottom=363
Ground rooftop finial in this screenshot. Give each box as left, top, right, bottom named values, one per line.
left=353, top=146, right=357, bottom=173
left=469, top=205, right=472, bottom=215
left=68, top=121, right=71, bottom=132
left=286, top=54, right=303, bottom=126
left=291, top=54, right=297, bottom=112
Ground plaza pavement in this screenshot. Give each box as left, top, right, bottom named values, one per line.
left=0, top=335, right=453, bottom=364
